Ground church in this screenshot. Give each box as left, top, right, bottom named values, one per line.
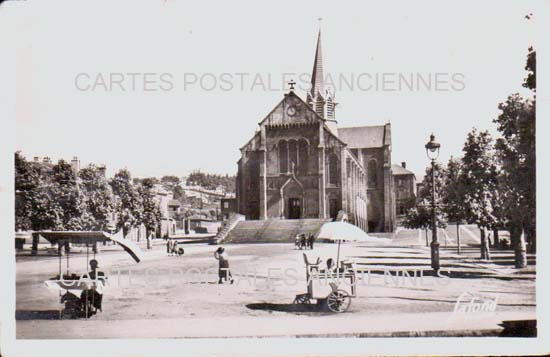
left=235, top=30, right=395, bottom=232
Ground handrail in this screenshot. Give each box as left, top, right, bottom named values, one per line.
left=213, top=213, right=244, bottom=244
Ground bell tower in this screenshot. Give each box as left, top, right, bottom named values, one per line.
left=306, top=26, right=338, bottom=135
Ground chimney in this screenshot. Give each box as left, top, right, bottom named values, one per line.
left=97, top=164, right=107, bottom=177
left=401, top=162, right=406, bottom=169
left=43, top=157, right=52, bottom=164
left=33, top=157, right=40, bottom=162
left=71, top=156, right=80, bottom=175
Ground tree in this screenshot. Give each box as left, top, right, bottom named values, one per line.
left=459, top=129, right=498, bottom=260
left=494, top=95, right=535, bottom=265
left=110, top=169, right=143, bottom=237
left=161, top=175, right=180, bottom=186
left=15, top=152, right=39, bottom=231
left=137, top=178, right=162, bottom=249
left=15, top=153, right=67, bottom=231
left=403, top=163, right=447, bottom=246
left=523, top=46, right=536, bottom=92
left=186, top=171, right=236, bottom=192
left=441, top=156, right=468, bottom=253
left=491, top=48, right=536, bottom=267
left=49, top=160, right=91, bottom=230
left=79, top=165, right=116, bottom=231
left=402, top=200, right=446, bottom=246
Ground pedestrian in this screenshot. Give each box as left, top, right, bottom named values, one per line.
left=214, top=247, right=233, bottom=284
left=80, top=259, right=106, bottom=315
left=169, top=239, right=175, bottom=256
left=300, top=234, right=307, bottom=250
left=166, top=238, right=171, bottom=255
left=308, top=233, right=315, bottom=249
left=295, top=234, right=301, bottom=250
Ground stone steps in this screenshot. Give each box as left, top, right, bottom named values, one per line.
left=224, top=218, right=331, bottom=244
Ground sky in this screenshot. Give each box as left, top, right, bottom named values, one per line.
left=7, top=0, right=537, bottom=180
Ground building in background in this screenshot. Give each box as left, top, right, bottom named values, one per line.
left=392, top=162, right=417, bottom=219
left=153, top=185, right=176, bottom=238
left=220, top=197, right=238, bottom=220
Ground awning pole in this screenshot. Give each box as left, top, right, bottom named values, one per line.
left=337, top=240, right=341, bottom=268
left=66, top=242, right=69, bottom=276
left=58, top=243, right=62, bottom=277
left=58, top=243, right=62, bottom=320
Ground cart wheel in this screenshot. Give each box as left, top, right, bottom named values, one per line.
left=326, top=290, right=351, bottom=313
left=293, top=294, right=311, bottom=305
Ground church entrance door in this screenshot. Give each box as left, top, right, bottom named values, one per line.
left=329, top=198, right=339, bottom=220
left=288, top=198, right=301, bottom=219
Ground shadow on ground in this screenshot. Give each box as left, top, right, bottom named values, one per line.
left=16, top=309, right=95, bottom=320
left=16, top=310, right=61, bottom=320
left=246, top=302, right=332, bottom=315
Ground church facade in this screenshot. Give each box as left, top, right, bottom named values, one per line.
left=236, top=31, right=395, bottom=232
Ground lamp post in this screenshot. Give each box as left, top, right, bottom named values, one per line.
left=425, top=133, right=441, bottom=274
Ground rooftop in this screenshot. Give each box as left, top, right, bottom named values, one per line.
left=338, top=124, right=391, bottom=149
left=392, top=164, right=416, bottom=176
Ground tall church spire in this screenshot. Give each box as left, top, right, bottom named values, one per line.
left=311, top=29, right=324, bottom=98
left=307, top=22, right=337, bottom=134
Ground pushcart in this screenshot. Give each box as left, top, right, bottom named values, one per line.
left=293, top=253, right=357, bottom=313
left=38, top=230, right=143, bottom=319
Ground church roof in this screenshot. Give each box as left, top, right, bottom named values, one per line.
left=392, top=164, right=415, bottom=176
left=338, top=124, right=391, bottom=149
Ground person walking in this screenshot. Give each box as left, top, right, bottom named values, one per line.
left=308, top=233, right=315, bottom=249
left=170, top=239, right=176, bottom=256
left=166, top=238, right=172, bottom=256
left=300, top=234, right=307, bottom=250
left=214, top=247, right=233, bottom=284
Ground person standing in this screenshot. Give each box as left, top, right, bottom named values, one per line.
left=167, top=238, right=173, bottom=256
left=300, top=234, right=307, bottom=250
left=308, top=233, right=315, bottom=249
left=80, top=259, right=106, bottom=315
left=214, top=247, right=233, bottom=284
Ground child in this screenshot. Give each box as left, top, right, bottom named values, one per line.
left=214, top=247, right=233, bottom=284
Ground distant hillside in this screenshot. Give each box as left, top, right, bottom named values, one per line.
left=186, top=171, right=236, bottom=192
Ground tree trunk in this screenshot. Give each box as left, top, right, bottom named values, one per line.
left=525, top=225, right=536, bottom=254
left=425, top=228, right=429, bottom=247
left=493, top=229, right=499, bottom=248
left=479, top=227, right=491, bottom=260
left=147, top=229, right=153, bottom=250
left=510, top=225, right=527, bottom=268
left=456, top=223, right=461, bottom=255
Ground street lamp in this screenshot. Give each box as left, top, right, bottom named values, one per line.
left=425, top=133, right=441, bottom=274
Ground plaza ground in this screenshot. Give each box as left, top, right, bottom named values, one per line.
left=15, top=225, right=536, bottom=338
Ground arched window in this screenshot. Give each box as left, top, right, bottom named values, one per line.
left=367, top=159, right=377, bottom=187
left=279, top=140, right=288, bottom=173
left=298, top=139, right=309, bottom=175
left=289, top=140, right=298, bottom=173
left=328, top=153, right=339, bottom=185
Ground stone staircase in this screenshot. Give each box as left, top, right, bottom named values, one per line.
left=223, top=218, right=331, bottom=244
left=211, top=213, right=245, bottom=244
